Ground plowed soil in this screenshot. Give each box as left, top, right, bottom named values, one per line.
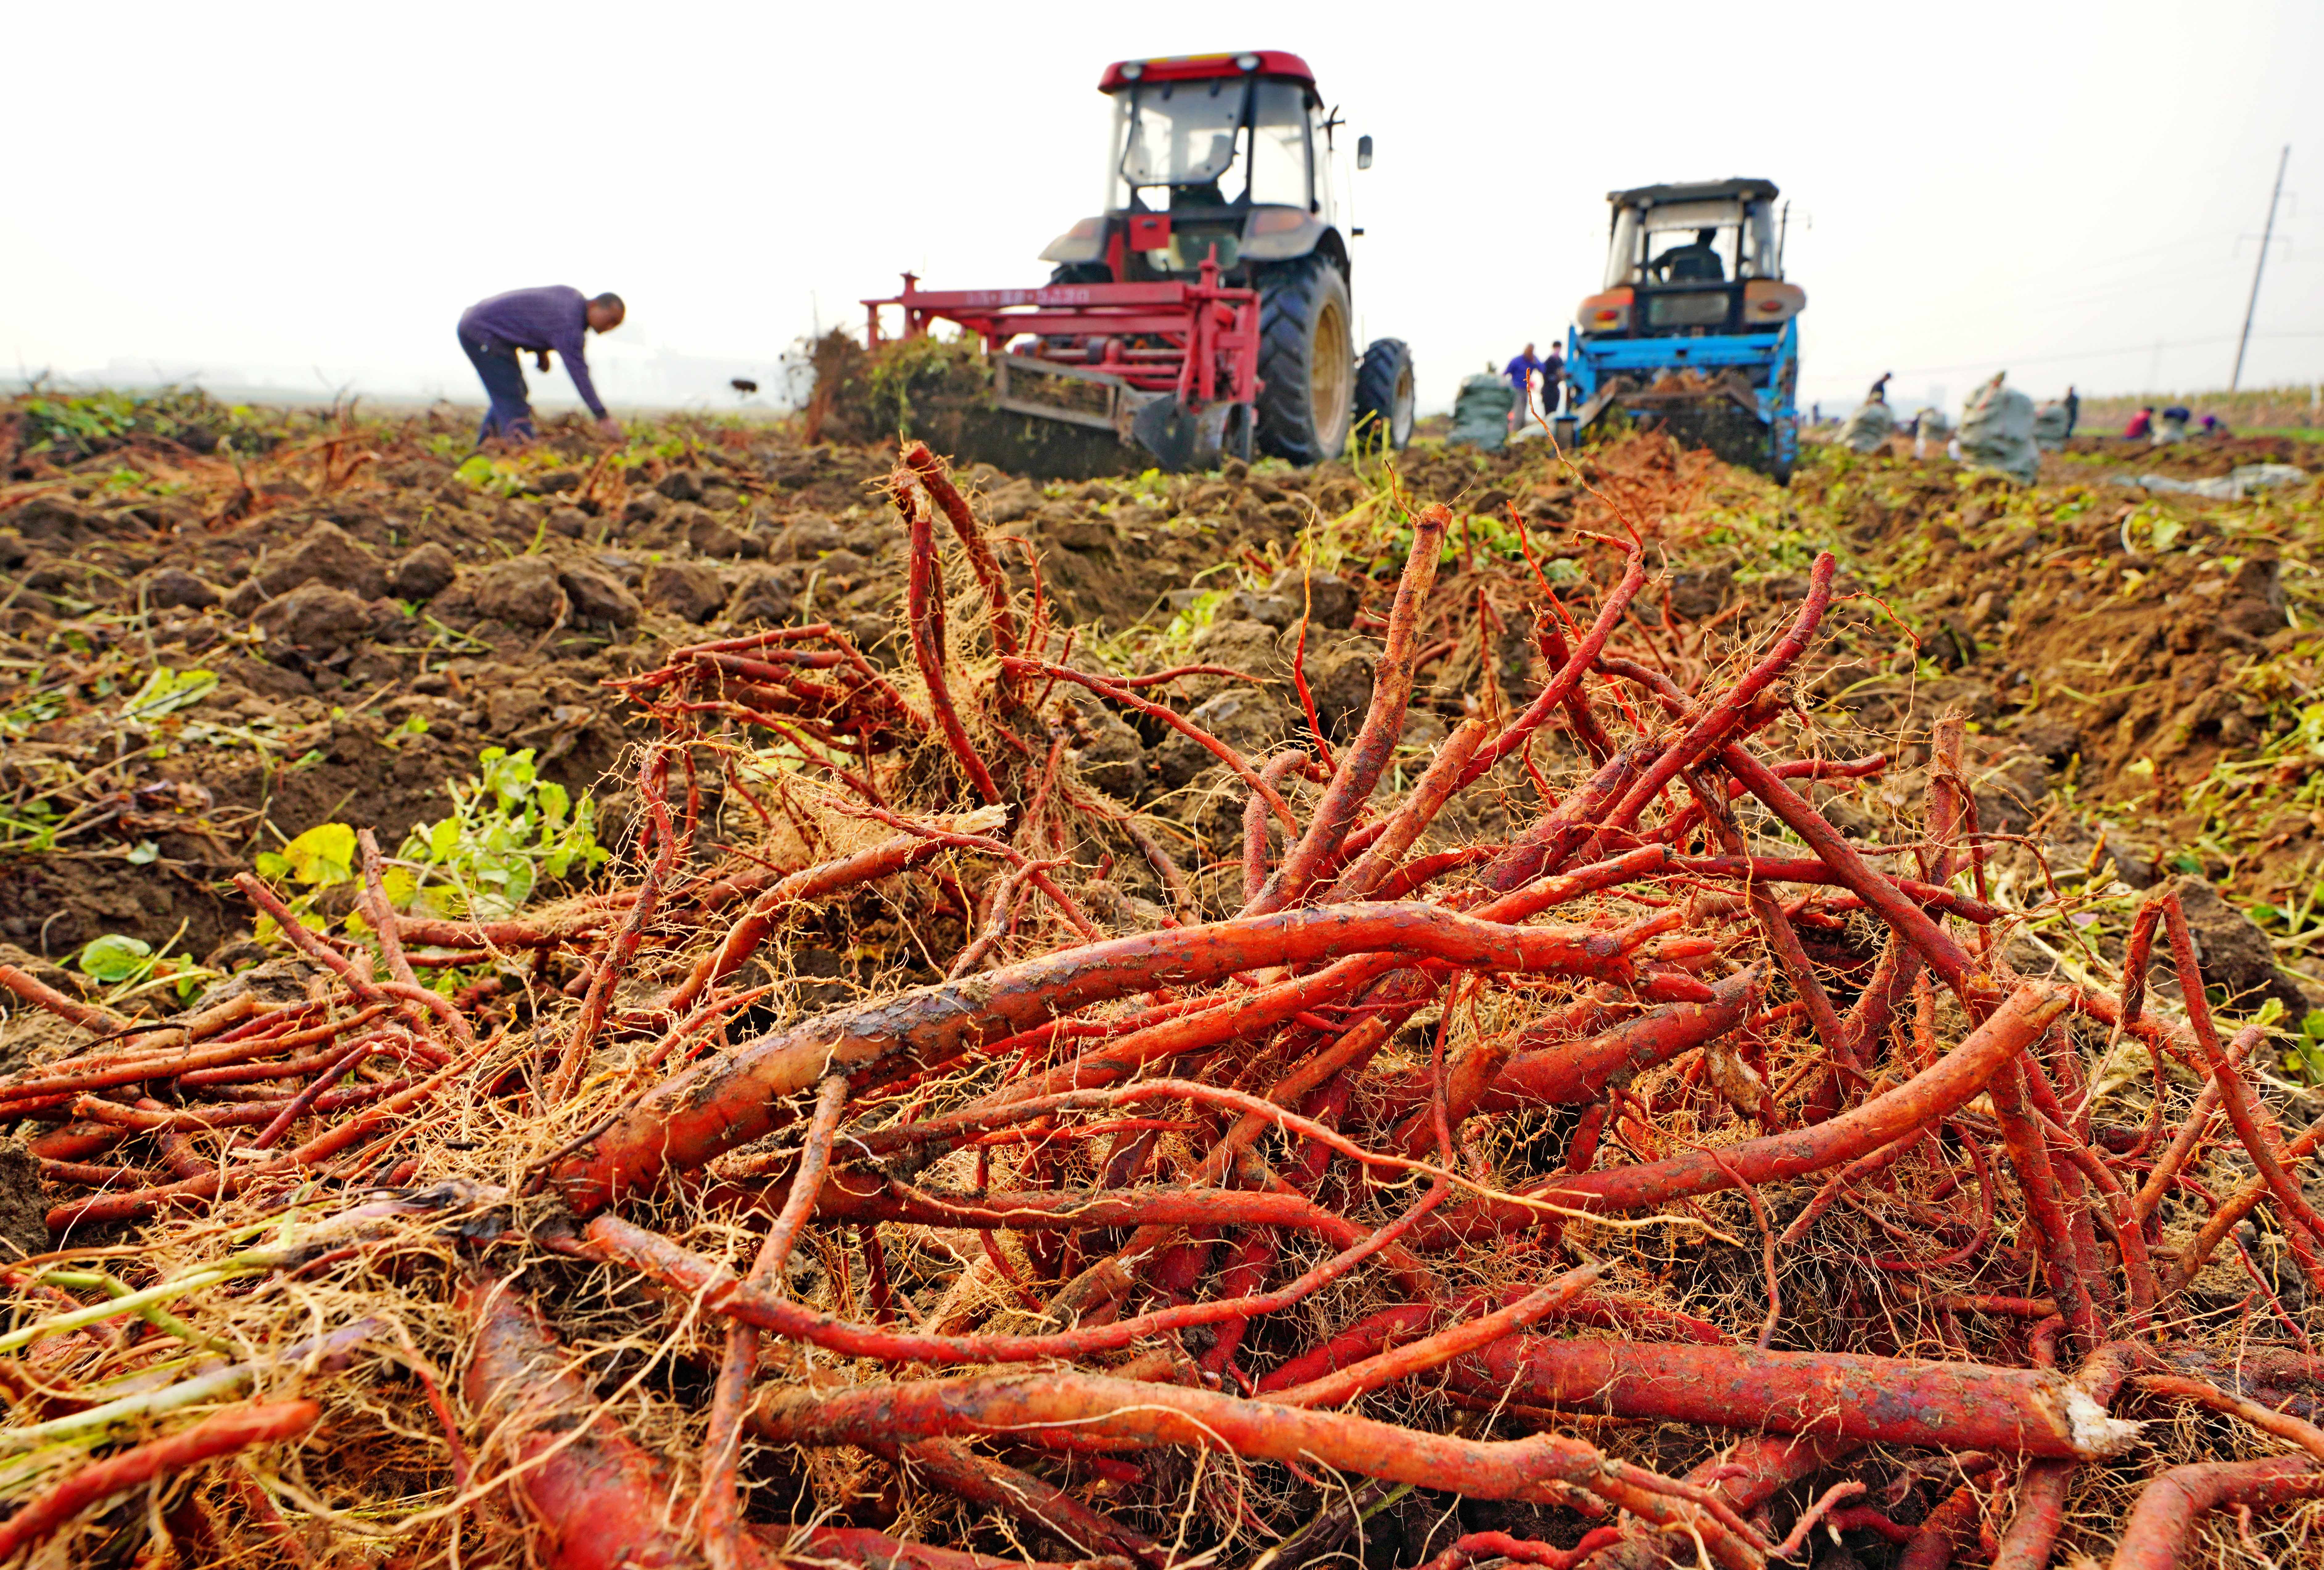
left=5, top=396, right=2323, bottom=1011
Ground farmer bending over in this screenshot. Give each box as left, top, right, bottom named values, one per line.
left=457, top=286, right=626, bottom=445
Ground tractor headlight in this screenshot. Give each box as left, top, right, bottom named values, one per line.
left=1039, top=216, right=1110, bottom=266
left=1240, top=207, right=1325, bottom=261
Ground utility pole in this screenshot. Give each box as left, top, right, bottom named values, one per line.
left=2232, top=145, right=2290, bottom=391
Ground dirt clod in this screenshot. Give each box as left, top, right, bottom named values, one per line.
left=471, top=556, right=565, bottom=629
left=641, top=560, right=726, bottom=623
left=2170, top=874, right=2305, bottom=1012
left=559, top=562, right=643, bottom=627
left=0, top=1142, right=43, bottom=1262
left=1268, top=566, right=1359, bottom=629
left=253, top=582, right=388, bottom=651
left=257, top=520, right=388, bottom=601
left=387, top=542, right=458, bottom=600
left=143, top=567, right=220, bottom=610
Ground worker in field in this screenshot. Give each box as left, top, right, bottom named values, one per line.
left=1504, top=342, right=1544, bottom=432
left=457, top=286, right=626, bottom=446
left=2063, top=385, right=2080, bottom=437
left=2124, top=406, right=2154, bottom=441
left=1867, top=372, right=1892, bottom=404
left=1540, top=340, right=1566, bottom=415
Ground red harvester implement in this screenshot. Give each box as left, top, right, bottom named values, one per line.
left=866, top=254, right=1262, bottom=470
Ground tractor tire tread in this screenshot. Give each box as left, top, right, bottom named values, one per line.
left=1255, top=253, right=1353, bottom=466
left=1354, top=337, right=1415, bottom=451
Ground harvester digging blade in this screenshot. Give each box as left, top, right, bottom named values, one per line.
left=1131, top=396, right=1230, bottom=472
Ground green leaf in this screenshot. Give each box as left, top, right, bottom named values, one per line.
left=121, top=666, right=218, bottom=720
left=481, top=747, right=536, bottom=807
left=397, top=745, right=604, bottom=920
left=126, top=840, right=159, bottom=866
left=277, top=822, right=357, bottom=886
left=254, top=850, right=290, bottom=880
left=78, top=934, right=153, bottom=983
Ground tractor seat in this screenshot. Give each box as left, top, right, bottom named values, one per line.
left=1655, top=246, right=1725, bottom=283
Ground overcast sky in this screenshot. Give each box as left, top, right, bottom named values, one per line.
left=9, top=0, right=2322, bottom=419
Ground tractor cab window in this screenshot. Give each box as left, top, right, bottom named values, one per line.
left=1108, top=77, right=1312, bottom=212
left=1637, top=202, right=1742, bottom=286
left=1604, top=207, right=1642, bottom=289
left=1744, top=200, right=1780, bottom=279
left=1117, top=77, right=1245, bottom=199
left=1243, top=82, right=1312, bottom=209
left=1647, top=227, right=1728, bottom=283
left=1308, top=98, right=1337, bottom=223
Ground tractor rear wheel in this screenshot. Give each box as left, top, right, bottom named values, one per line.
left=1354, top=338, right=1416, bottom=451
left=1254, top=254, right=1354, bottom=465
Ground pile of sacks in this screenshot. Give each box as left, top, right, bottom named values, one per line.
left=1959, top=371, right=2039, bottom=483
left=1838, top=395, right=1895, bottom=453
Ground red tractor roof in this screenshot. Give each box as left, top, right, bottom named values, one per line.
left=1098, top=51, right=1316, bottom=92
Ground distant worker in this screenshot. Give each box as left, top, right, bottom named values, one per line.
left=1867, top=372, right=1892, bottom=403
left=2200, top=412, right=2231, bottom=437
left=2124, top=405, right=2154, bottom=441
left=2063, top=384, right=2080, bottom=437
left=2157, top=404, right=2192, bottom=444
left=457, top=285, right=627, bottom=445
left=1504, top=342, right=1544, bottom=432
left=1917, top=404, right=1953, bottom=459
left=1650, top=228, right=1724, bottom=283
left=1540, top=340, right=1566, bottom=415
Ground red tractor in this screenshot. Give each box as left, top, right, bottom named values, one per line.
left=865, top=50, right=1412, bottom=473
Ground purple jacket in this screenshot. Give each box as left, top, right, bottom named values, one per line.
left=458, top=286, right=606, bottom=418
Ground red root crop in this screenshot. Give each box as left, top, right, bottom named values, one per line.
left=18, top=436, right=2306, bottom=1570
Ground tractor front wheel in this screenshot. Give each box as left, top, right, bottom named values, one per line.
left=1354, top=338, right=1416, bottom=452
left=1254, top=254, right=1355, bottom=465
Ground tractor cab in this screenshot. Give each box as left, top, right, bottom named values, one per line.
left=864, top=49, right=1412, bottom=473
left=1560, top=176, right=1807, bottom=481
left=1577, top=179, right=1803, bottom=340
left=1041, top=52, right=1348, bottom=288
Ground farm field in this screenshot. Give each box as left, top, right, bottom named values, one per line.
left=6, top=387, right=2324, bottom=1568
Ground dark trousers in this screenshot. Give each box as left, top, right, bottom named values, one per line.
left=459, top=328, right=535, bottom=443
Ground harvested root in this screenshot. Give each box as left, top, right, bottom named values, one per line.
left=5, top=442, right=2320, bottom=1570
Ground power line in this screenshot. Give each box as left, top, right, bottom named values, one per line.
left=1827, top=328, right=2324, bottom=383
left=2234, top=145, right=2293, bottom=390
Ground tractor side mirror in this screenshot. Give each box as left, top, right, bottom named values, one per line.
left=1356, top=135, right=1373, bottom=170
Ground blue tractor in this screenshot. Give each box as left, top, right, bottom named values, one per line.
left=1554, top=177, right=1805, bottom=481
